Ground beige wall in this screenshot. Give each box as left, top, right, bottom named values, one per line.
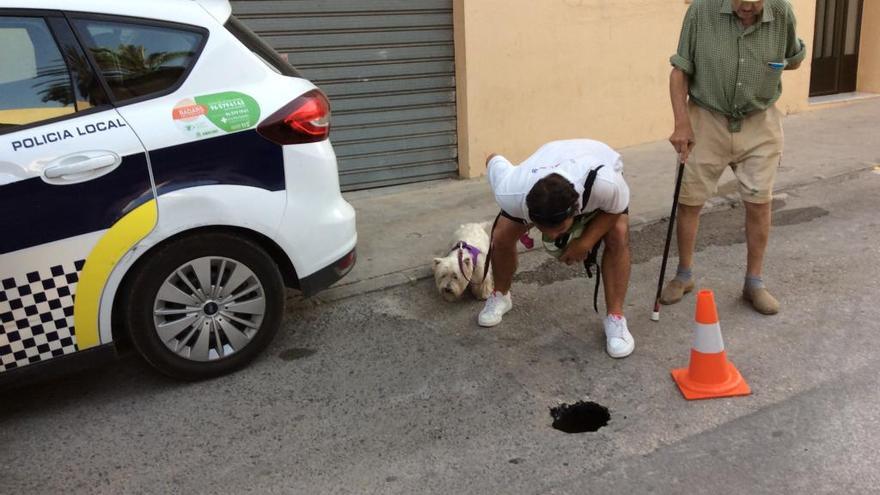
left=780, top=0, right=814, bottom=110
left=453, top=0, right=821, bottom=178
left=857, top=0, right=880, bottom=92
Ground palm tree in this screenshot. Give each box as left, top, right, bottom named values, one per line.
left=91, top=44, right=192, bottom=80
left=36, top=47, right=97, bottom=107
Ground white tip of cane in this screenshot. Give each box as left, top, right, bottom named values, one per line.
left=650, top=311, right=660, bottom=322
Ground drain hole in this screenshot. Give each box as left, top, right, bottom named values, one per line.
left=550, top=401, right=610, bottom=433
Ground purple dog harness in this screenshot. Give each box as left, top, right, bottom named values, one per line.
left=449, top=241, right=483, bottom=285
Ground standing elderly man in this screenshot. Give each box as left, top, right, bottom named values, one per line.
left=662, top=0, right=806, bottom=314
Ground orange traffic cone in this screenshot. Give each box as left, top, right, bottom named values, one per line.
left=671, top=289, right=751, bottom=400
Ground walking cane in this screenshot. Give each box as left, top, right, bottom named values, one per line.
left=651, top=159, right=686, bottom=322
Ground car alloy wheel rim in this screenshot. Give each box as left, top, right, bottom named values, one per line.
left=153, top=256, right=266, bottom=362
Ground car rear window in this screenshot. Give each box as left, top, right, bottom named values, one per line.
left=72, top=18, right=206, bottom=103
left=224, top=16, right=301, bottom=78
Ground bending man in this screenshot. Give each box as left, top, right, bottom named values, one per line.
left=479, top=139, right=634, bottom=358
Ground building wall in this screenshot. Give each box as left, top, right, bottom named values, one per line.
left=452, top=0, right=829, bottom=177
left=857, top=0, right=880, bottom=92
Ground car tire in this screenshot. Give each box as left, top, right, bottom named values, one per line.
left=124, top=232, right=285, bottom=380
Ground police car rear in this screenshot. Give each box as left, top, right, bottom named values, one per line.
left=0, top=0, right=357, bottom=382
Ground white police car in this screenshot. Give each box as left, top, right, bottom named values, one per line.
left=0, top=0, right=357, bottom=381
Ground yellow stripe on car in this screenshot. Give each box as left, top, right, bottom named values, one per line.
left=73, top=200, right=158, bottom=349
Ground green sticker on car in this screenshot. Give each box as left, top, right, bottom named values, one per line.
left=172, top=91, right=261, bottom=137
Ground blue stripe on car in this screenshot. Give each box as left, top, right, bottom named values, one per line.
left=150, top=129, right=284, bottom=196
left=0, top=130, right=284, bottom=255
left=0, top=153, right=153, bottom=255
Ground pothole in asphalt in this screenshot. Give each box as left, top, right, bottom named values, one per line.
left=773, top=206, right=829, bottom=226
left=550, top=401, right=610, bottom=433
left=516, top=258, right=582, bottom=285
left=278, top=348, right=316, bottom=361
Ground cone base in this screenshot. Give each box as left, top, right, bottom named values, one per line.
left=671, top=361, right=751, bottom=400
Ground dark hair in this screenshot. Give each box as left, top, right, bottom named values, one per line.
left=526, top=173, right=578, bottom=227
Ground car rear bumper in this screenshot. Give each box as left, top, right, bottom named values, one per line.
left=297, top=247, right=357, bottom=297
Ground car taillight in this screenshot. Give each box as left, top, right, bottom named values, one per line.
left=333, top=249, right=357, bottom=277
left=257, top=89, right=331, bottom=145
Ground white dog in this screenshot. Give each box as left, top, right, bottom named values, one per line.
left=432, top=222, right=494, bottom=301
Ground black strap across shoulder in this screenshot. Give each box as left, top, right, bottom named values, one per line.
left=581, top=164, right=604, bottom=214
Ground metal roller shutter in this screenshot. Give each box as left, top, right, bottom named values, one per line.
left=230, top=0, right=458, bottom=190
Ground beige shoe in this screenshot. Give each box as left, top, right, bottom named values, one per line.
left=660, top=278, right=695, bottom=305
left=743, top=287, right=780, bottom=315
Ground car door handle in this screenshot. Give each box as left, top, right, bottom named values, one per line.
left=43, top=153, right=120, bottom=180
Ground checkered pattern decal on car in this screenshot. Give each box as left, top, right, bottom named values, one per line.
left=0, top=260, right=85, bottom=372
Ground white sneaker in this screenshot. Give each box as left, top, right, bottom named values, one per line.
left=478, top=291, right=512, bottom=327
left=603, top=314, right=634, bottom=358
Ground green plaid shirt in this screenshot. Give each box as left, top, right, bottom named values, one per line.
left=670, top=0, right=806, bottom=131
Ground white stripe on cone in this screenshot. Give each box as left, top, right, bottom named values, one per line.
left=693, top=322, right=725, bottom=354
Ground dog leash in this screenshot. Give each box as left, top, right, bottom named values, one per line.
left=580, top=165, right=604, bottom=313
left=584, top=242, right=602, bottom=313
left=451, top=241, right=483, bottom=285
left=482, top=211, right=506, bottom=282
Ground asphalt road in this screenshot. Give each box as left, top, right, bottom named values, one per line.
left=2, top=170, right=879, bottom=494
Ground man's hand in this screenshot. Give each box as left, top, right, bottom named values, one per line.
left=486, top=153, right=499, bottom=165
left=669, top=123, right=695, bottom=163
left=559, top=236, right=593, bottom=266
left=669, top=68, right=695, bottom=163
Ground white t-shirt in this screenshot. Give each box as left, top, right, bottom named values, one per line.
left=487, top=139, right=630, bottom=221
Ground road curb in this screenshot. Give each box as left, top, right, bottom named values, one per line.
left=299, top=164, right=876, bottom=306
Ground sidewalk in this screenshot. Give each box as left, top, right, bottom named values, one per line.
left=319, top=98, right=880, bottom=302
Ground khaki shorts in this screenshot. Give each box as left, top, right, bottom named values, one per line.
left=680, top=102, right=784, bottom=206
